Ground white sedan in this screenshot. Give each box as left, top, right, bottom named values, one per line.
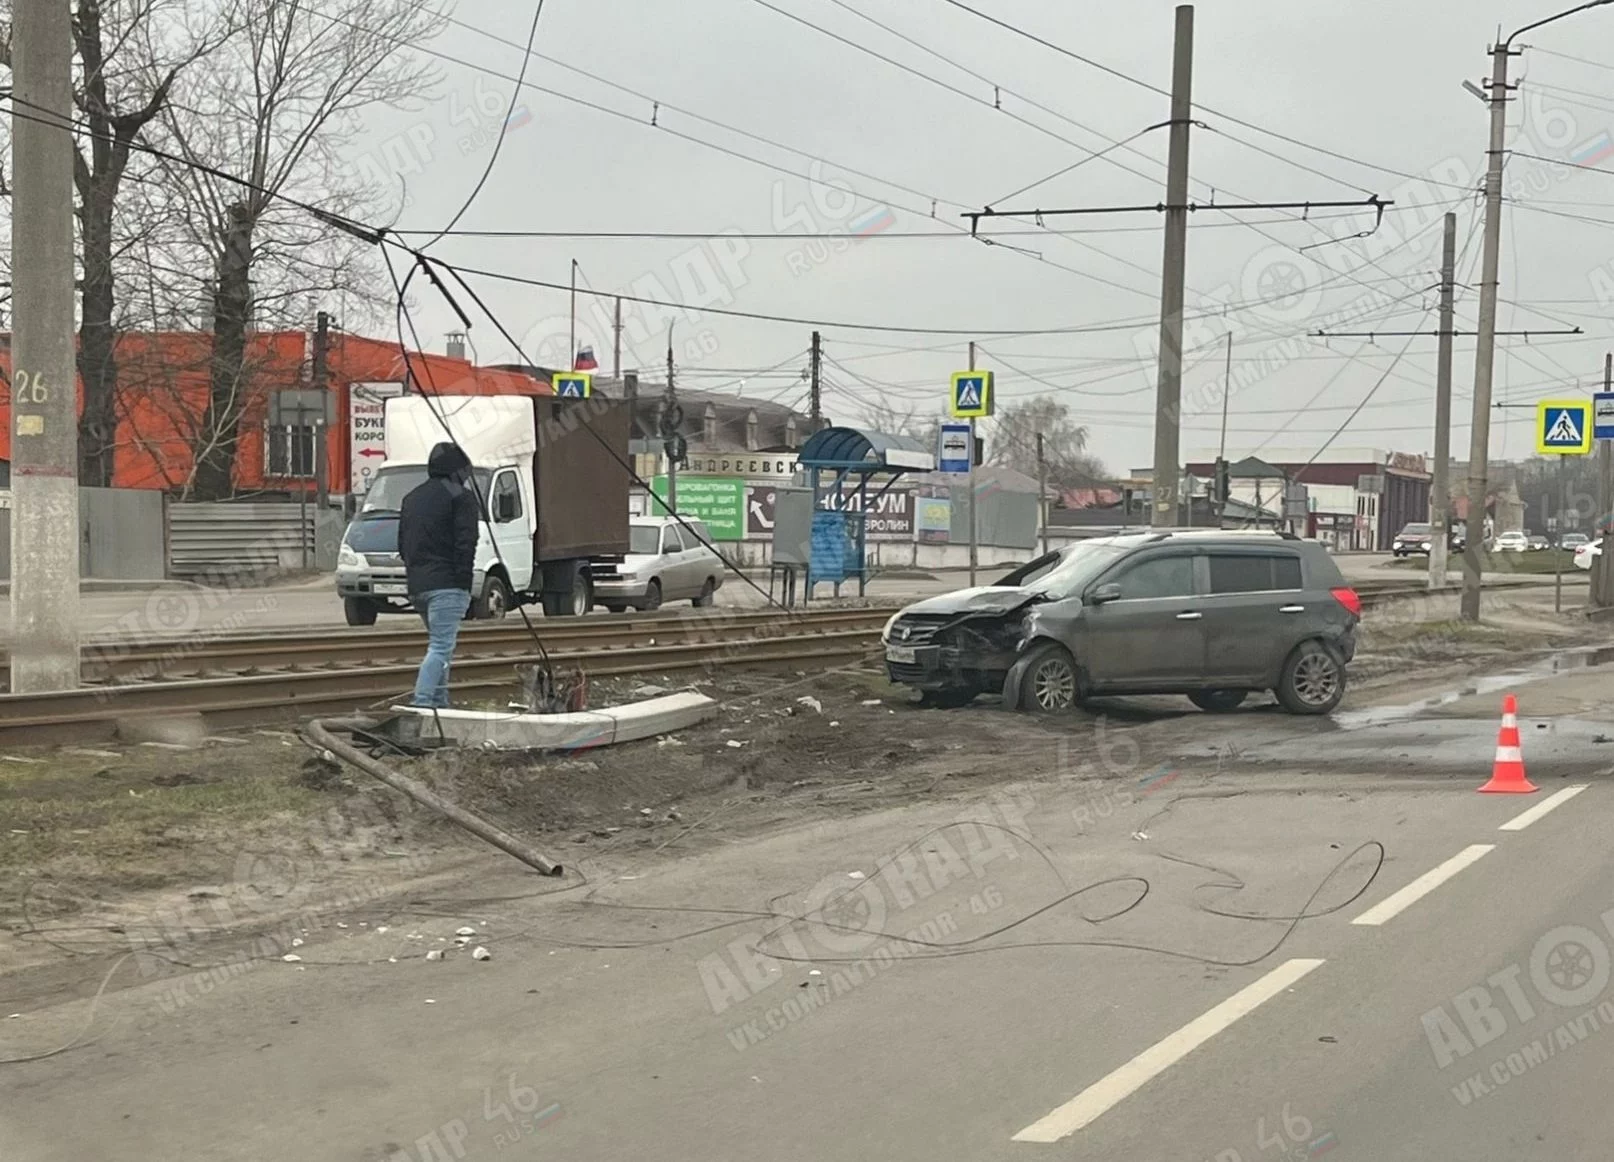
left=1575, top=541, right=1601, bottom=570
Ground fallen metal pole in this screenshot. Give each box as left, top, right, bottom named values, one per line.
left=305, top=717, right=563, bottom=876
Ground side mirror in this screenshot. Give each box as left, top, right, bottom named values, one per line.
left=1087, top=582, right=1122, bottom=605
left=495, top=493, right=517, bottom=522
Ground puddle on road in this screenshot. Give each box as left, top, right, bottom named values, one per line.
left=1334, top=644, right=1614, bottom=731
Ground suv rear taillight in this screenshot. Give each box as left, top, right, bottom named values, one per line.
left=1331, top=587, right=1362, bottom=617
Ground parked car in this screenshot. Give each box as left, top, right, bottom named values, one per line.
left=1493, top=531, right=1530, bottom=553
left=1560, top=532, right=1590, bottom=552
left=1527, top=535, right=1549, bottom=551
left=881, top=530, right=1360, bottom=716
left=591, top=516, right=723, bottom=612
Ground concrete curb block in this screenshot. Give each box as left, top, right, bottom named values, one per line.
left=386, top=691, right=718, bottom=750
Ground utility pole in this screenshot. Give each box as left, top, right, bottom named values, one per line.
left=10, top=0, right=81, bottom=692
left=809, top=330, right=822, bottom=432
left=568, top=258, right=578, bottom=370
left=1596, top=351, right=1614, bottom=608
left=612, top=296, right=623, bottom=381
left=968, top=340, right=979, bottom=587
left=1036, top=431, right=1049, bottom=557
left=1429, top=213, right=1456, bottom=592
left=312, top=310, right=331, bottom=508
left=1150, top=4, right=1194, bottom=528
left=1216, top=331, right=1232, bottom=528
left=664, top=325, right=678, bottom=513
left=1461, top=39, right=1515, bottom=622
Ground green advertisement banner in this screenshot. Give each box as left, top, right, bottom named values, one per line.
left=649, top=476, right=745, bottom=540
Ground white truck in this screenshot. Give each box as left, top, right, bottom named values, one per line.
left=335, top=392, right=631, bottom=625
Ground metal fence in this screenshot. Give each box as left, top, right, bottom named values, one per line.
left=0, top=487, right=167, bottom=580
left=168, top=500, right=343, bottom=577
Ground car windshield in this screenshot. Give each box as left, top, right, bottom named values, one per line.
left=1400, top=524, right=1431, bottom=536
left=998, top=541, right=1130, bottom=599
left=629, top=524, right=661, bottom=554
left=343, top=514, right=398, bottom=553
left=362, top=466, right=492, bottom=515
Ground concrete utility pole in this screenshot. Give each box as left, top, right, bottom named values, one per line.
left=1596, top=352, right=1614, bottom=608
left=1461, top=41, right=1514, bottom=622
left=1150, top=4, right=1194, bottom=528
left=664, top=325, right=677, bottom=513
left=312, top=310, right=331, bottom=507
left=808, top=330, right=822, bottom=431
left=1429, top=213, right=1457, bottom=593
left=612, top=296, right=623, bottom=380
left=968, top=340, right=979, bottom=587
left=10, top=0, right=81, bottom=692
left=1036, top=431, right=1049, bottom=557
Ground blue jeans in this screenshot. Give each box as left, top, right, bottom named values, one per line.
left=412, top=588, right=471, bottom=708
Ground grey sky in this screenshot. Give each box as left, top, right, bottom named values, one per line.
left=348, top=0, right=1614, bottom=474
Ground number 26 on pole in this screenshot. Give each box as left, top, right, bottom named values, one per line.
left=13, top=370, right=48, bottom=403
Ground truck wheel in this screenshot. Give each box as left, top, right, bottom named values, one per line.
left=473, top=574, right=512, bottom=621
left=542, top=573, right=593, bottom=617
left=343, top=597, right=379, bottom=627
left=639, top=580, right=662, bottom=612
left=692, top=578, right=716, bottom=608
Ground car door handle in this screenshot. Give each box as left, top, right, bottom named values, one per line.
left=1175, top=611, right=1202, bottom=621
left=1279, top=605, right=1305, bottom=613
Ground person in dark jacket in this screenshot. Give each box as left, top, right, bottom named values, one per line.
left=398, top=442, right=480, bottom=708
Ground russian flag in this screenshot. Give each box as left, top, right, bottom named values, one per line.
left=506, top=105, right=533, bottom=132
left=849, top=206, right=897, bottom=240
left=1571, top=129, right=1614, bottom=167
left=573, top=346, right=598, bottom=371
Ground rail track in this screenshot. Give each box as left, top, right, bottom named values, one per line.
left=0, top=578, right=1520, bottom=743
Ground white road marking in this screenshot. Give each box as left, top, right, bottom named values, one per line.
left=1498, top=785, right=1588, bottom=831
left=1350, top=844, right=1494, bottom=927
left=1010, top=958, right=1325, bottom=1144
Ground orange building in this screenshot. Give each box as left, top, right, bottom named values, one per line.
left=0, top=329, right=553, bottom=494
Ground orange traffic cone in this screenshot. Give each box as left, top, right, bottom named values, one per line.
left=1478, top=693, right=1538, bottom=794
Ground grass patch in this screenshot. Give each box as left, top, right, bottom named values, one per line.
left=1385, top=551, right=1580, bottom=575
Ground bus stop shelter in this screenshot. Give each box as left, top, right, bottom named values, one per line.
left=795, top=425, right=934, bottom=598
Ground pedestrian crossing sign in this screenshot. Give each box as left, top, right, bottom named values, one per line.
left=950, top=371, right=994, bottom=418
left=554, top=372, right=592, bottom=399
left=1537, top=399, right=1592, bottom=455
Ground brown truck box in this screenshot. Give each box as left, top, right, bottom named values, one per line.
left=532, top=395, right=631, bottom=562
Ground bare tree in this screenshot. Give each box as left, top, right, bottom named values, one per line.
left=855, top=397, right=942, bottom=453
left=147, top=0, right=444, bottom=499
left=989, top=396, right=1107, bottom=488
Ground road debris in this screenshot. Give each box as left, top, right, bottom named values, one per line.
left=796, top=696, right=823, bottom=714
left=455, top=926, right=476, bottom=936
left=472, top=946, right=492, bottom=961
left=425, top=950, right=445, bottom=962
left=281, top=954, right=302, bottom=963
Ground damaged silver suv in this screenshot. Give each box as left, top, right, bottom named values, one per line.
left=882, top=530, right=1360, bottom=715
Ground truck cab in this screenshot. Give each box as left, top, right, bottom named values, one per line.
left=335, top=392, right=629, bottom=626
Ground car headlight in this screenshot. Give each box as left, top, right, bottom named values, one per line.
left=1421, top=541, right=1431, bottom=550
left=882, top=612, right=900, bottom=643
left=338, top=543, right=362, bottom=568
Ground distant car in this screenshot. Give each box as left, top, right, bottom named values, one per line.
left=1392, top=522, right=1434, bottom=557
left=1527, top=535, right=1549, bottom=551
left=881, top=529, right=1360, bottom=716
left=1494, top=531, right=1530, bottom=553
left=1576, top=541, right=1601, bottom=571
left=591, top=516, right=723, bottom=612
left=1560, top=533, right=1590, bottom=552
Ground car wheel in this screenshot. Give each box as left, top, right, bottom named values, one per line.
left=692, top=578, right=716, bottom=608
left=639, top=580, right=663, bottom=612
left=1189, top=689, right=1247, bottom=713
left=1275, top=641, right=1346, bottom=715
left=919, top=686, right=978, bottom=709
left=343, top=597, right=379, bottom=627
left=1017, top=643, right=1079, bottom=714
left=472, top=574, right=512, bottom=620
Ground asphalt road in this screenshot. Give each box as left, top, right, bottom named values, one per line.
left=5, top=676, right=1614, bottom=1161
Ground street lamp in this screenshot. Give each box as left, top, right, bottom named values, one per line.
left=1461, top=0, right=1614, bottom=622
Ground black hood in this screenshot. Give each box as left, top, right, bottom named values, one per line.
left=896, top=586, right=1039, bottom=618
left=427, top=442, right=471, bottom=478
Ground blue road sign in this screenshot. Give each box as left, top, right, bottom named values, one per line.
left=1596, top=392, right=1614, bottom=441
left=949, top=370, right=994, bottom=418
left=1537, top=399, right=1592, bottom=455
left=938, top=422, right=972, bottom=474
left=554, top=372, right=593, bottom=399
